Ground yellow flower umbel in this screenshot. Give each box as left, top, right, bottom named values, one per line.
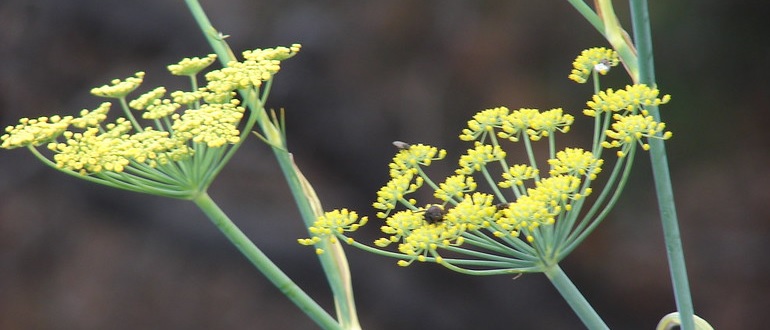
left=1, top=45, right=300, bottom=199
left=568, top=47, right=620, bottom=84
left=300, top=47, right=672, bottom=276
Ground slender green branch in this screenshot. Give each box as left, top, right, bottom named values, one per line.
left=543, top=264, right=609, bottom=330
left=184, top=2, right=360, bottom=328
left=629, top=0, right=695, bottom=329
left=566, top=0, right=606, bottom=34
left=192, top=192, right=341, bottom=330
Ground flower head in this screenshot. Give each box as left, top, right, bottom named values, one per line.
left=602, top=114, right=672, bottom=157
left=499, top=164, right=539, bottom=188
left=584, top=84, right=671, bottom=117
left=548, top=147, right=603, bottom=180
left=527, top=108, right=574, bottom=141
left=299, top=209, right=368, bottom=254
left=91, top=72, right=146, bottom=99
left=388, top=143, right=447, bottom=177
left=397, top=222, right=465, bottom=265
left=568, top=47, right=620, bottom=83
left=3, top=44, right=301, bottom=199
left=71, top=103, right=111, bottom=129
left=168, top=54, right=218, bottom=76
left=373, top=171, right=423, bottom=217
left=171, top=101, right=245, bottom=148
left=460, top=106, right=510, bottom=142
left=456, top=142, right=506, bottom=175
left=434, top=174, right=477, bottom=202
left=1, top=115, right=73, bottom=149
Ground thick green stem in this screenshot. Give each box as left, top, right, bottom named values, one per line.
left=192, top=191, right=341, bottom=330
left=543, top=264, right=609, bottom=330
left=629, top=1, right=695, bottom=329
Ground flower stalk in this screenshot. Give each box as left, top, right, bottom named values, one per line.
left=193, top=191, right=341, bottom=329
left=629, top=0, right=695, bottom=329
left=184, top=1, right=360, bottom=328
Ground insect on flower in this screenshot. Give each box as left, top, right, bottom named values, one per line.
left=423, top=204, right=446, bottom=224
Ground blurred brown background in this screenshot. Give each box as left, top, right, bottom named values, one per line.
left=1, top=1, right=768, bottom=329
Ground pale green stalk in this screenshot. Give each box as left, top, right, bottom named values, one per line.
left=629, top=0, right=695, bottom=329
left=192, top=192, right=341, bottom=330
left=184, top=1, right=360, bottom=328
left=544, top=264, right=609, bottom=330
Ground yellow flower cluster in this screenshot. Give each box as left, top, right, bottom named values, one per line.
left=1, top=115, right=73, bottom=149
left=168, top=54, right=218, bottom=76
left=91, top=72, right=146, bottom=98
left=584, top=84, right=671, bottom=116
left=298, top=209, right=367, bottom=254
left=299, top=46, right=672, bottom=270
left=568, top=47, right=619, bottom=83
left=71, top=102, right=111, bottom=128
left=2, top=45, right=301, bottom=180
left=171, top=101, right=244, bottom=148
left=498, top=108, right=574, bottom=142
left=204, top=44, right=301, bottom=94
left=603, top=114, right=673, bottom=157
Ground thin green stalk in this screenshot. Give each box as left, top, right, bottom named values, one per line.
left=566, top=0, right=606, bottom=34
left=184, top=2, right=360, bottom=328
left=543, top=264, right=609, bottom=330
left=629, top=0, right=695, bottom=329
left=192, top=191, right=341, bottom=330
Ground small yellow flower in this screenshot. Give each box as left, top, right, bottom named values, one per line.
left=203, top=45, right=302, bottom=95
left=584, top=84, right=671, bottom=116
left=434, top=174, right=477, bottom=202
left=568, top=47, right=620, bottom=83
left=91, top=72, right=145, bottom=98
left=388, top=143, right=447, bottom=178
left=456, top=142, right=506, bottom=175
left=460, top=106, right=510, bottom=142
left=548, top=148, right=603, bottom=180
left=602, top=114, right=672, bottom=157
left=527, top=108, right=574, bottom=141
left=49, top=119, right=134, bottom=174
left=530, top=175, right=584, bottom=206
left=377, top=210, right=426, bottom=247
left=444, top=192, right=497, bottom=230
left=129, top=87, right=167, bottom=110
left=168, top=54, right=217, bottom=76
left=299, top=209, right=368, bottom=250
left=171, top=100, right=245, bottom=147
left=143, top=99, right=181, bottom=120
left=1, top=115, right=73, bottom=149
left=71, top=102, right=111, bottom=129
left=499, top=164, right=539, bottom=188
left=170, top=90, right=202, bottom=106
left=373, top=171, right=423, bottom=217
left=497, top=195, right=554, bottom=236
left=498, top=108, right=541, bottom=142
left=397, top=222, right=464, bottom=263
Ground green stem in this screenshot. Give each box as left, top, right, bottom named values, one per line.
left=629, top=1, right=695, bottom=329
left=566, top=0, right=606, bottom=34
left=184, top=1, right=360, bottom=328
left=192, top=191, right=341, bottom=330
left=274, top=153, right=361, bottom=330
left=543, top=264, right=609, bottom=330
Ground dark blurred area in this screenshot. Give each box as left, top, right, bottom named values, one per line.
left=1, top=0, right=768, bottom=329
